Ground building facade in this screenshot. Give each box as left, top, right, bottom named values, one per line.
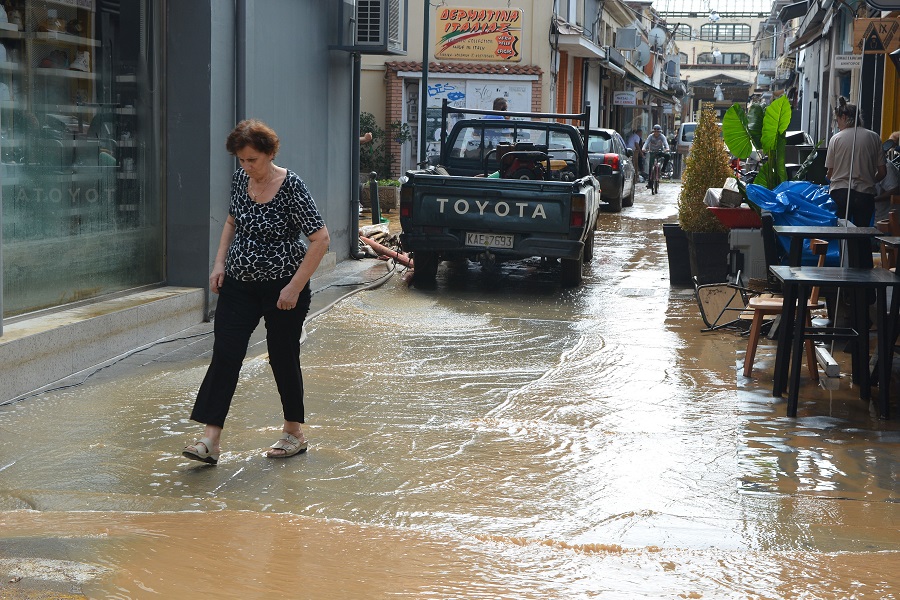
left=0, top=0, right=364, bottom=398
left=359, top=0, right=682, bottom=177
left=757, top=0, right=900, bottom=146
left=0, top=0, right=359, bottom=325
left=654, top=0, right=772, bottom=122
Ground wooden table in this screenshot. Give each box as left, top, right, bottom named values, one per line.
left=770, top=265, right=900, bottom=419
left=774, top=225, right=881, bottom=268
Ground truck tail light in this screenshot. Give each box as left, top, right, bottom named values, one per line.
left=570, top=194, right=586, bottom=228
left=604, top=153, right=620, bottom=170
left=400, top=187, right=413, bottom=218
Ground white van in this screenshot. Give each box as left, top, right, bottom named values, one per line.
left=675, top=122, right=698, bottom=159
left=675, top=121, right=723, bottom=174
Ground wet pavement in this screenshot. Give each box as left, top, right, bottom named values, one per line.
left=1, top=179, right=899, bottom=599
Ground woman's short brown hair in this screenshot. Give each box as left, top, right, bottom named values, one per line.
left=226, top=119, right=280, bottom=156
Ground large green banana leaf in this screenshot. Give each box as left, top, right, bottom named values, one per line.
left=722, top=105, right=753, bottom=159
left=760, top=95, right=791, bottom=152
left=747, top=104, right=764, bottom=149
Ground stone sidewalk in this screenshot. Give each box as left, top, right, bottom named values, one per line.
left=0, top=256, right=398, bottom=407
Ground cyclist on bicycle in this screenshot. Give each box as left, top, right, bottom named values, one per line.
left=642, top=124, right=670, bottom=188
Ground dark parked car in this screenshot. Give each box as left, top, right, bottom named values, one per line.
left=586, top=129, right=636, bottom=212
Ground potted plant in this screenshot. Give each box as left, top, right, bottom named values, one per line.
left=359, top=112, right=413, bottom=179
left=676, top=103, right=733, bottom=284
left=722, top=95, right=791, bottom=190
left=376, top=178, right=400, bottom=213
left=361, top=178, right=402, bottom=213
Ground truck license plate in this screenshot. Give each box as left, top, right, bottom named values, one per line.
left=465, top=232, right=514, bottom=248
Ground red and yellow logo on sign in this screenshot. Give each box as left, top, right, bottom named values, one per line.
left=435, top=8, right=524, bottom=62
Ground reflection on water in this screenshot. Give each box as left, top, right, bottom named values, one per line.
left=1, top=188, right=899, bottom=598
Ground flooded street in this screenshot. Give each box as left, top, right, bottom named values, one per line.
left=2, top=181, right=899, bottom=599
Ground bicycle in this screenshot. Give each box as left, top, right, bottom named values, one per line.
left=647, top=151, right=670, bottom=195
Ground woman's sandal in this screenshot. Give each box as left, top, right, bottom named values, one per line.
left=266, top=432, right=308, bottom=458
left=182, top=437, right=219, bottom=465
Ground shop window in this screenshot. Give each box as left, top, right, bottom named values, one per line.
left=0, top=0, right=162, bottom=317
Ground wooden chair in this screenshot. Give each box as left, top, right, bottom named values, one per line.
left=878, top=209, right=900, bottom=271
left=743, top=238, right=829, bottom=379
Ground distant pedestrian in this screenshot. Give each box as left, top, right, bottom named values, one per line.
left=826, top=97, right=886, bottom=233
left=182, top=119, right=330, bottom=465
left=483, top=97, right=508, bottom=120
left=626, top=127, right=643, bottom=181
left=483, top=97, right=508, bottom=147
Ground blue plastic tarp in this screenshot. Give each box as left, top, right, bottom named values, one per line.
left=745, top=181, right=841, bottom=266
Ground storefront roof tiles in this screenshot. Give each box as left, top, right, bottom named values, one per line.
left=386, top=61, right=543, bottom=76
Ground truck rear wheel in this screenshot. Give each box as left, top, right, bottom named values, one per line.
left=412, top=251, right=439, bottom=287
left=560, top=257, right=583, bottom=287
left=583, top=231, right=595, bottom=262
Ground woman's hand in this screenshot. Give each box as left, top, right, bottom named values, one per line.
left=277, top=282, right=302, bottom=310
left=210, top=265, right=226, bottom=294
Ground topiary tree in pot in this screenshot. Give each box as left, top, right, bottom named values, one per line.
left=676, top=103, right=733, bottom=284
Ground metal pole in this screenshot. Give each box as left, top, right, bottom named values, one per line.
left=369, top=172, right=381, bottom=224
left=235, top=0, right=246, bottom=124
left=419, top=0, right=430, bottom=166
left=350, top=53, right=365, bottom=258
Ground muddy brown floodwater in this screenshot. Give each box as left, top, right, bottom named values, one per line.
left=1, top=181, right=899, bottom=599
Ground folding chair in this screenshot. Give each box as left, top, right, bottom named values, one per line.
left=694, top=271, right=755, bottom=332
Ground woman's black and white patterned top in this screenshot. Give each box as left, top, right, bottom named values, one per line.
left=225, top=169, right=325, bottom=282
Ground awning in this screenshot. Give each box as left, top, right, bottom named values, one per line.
left=625, top=73, right=677, bottom=104
left=792, top=1, right=828, bottom=46
left=789, top=25, right=825, bottom=51
left=778, top=1, right=809, bottom=22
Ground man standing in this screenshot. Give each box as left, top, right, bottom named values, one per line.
left=626, top=127, right=643, bottom=182
left=825, top=97, right=885, bottom=229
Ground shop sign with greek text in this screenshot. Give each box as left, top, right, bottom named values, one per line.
left=613, top=91, right=637, bottom=106
left=834, top=54, right=862, bottom=69
left=435, top=8, right=524, bottom=62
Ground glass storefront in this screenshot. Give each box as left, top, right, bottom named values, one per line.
left=0, top=0, right=162, bottom=318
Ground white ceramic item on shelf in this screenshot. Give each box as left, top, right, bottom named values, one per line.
left=70, top=51, right=91, bottom=72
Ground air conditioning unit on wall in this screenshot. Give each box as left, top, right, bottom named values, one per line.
left=336, top=0, right=408, bottom=55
